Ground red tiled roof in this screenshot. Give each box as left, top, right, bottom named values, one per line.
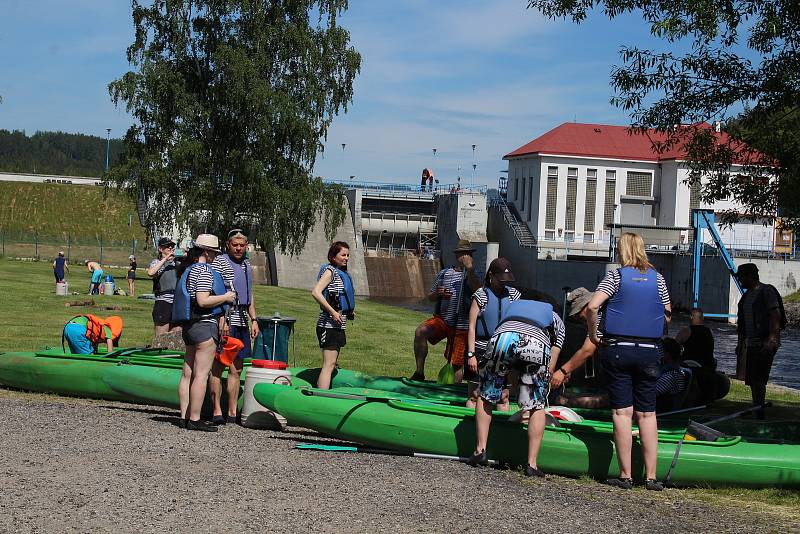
left=504, top=122, right=742, bottom=162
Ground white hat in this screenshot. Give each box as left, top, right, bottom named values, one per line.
left=129, top=255, right=135, bottom=260
left=193, top=234, right=221, bottom=252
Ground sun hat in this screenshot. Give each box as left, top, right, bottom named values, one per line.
left=58, top=251, right=64, bottom=257
left=129, top=255, right=136, bottom=260
left=487, top=257, right=515, bottom=282
left=736, top=263, right=759, bottom=277
left=157, top=237, right=176, bottom=248
left=453, top=239, right=476, bottom=254
left=566, top=287, right=593, bottom=317
left=193, top=234, right=221, bottom=252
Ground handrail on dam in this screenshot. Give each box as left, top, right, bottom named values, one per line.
left=324, top=179, right=486, bottom=196
left=487, top=190, right=537, bottom=248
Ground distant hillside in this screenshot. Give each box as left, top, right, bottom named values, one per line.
left=0, top=181, right=146, bottom=242
left=0, top=130, right=125, bottom=177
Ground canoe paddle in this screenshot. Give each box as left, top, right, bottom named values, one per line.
left=664, top=402, right=772, bottom=485
left=294, top=443, right=499, bottom=465
left=299, top=388, right=449, bottom=407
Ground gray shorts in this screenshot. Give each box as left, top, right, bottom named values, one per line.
left=181, top=320, right=220, bottom=346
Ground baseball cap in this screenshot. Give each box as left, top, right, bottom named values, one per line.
left=487, top=257, right=515, bottom=282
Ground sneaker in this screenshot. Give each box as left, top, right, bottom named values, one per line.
left=524, top=465, right=545, bottom=478
left=226, top=416, right=238, bottom=424
left=468, top=450, right=488, bottom=467
left=211, top=415, right=227, bottom=426
left=409, top=371, right=425, bottom=381
left=605, top=477, right=633, bottom=489
left=645, top=479, right=664, bottom=491
left=177, top=418, right=187, bottom=429
left=186, top=419, right=218, bottom=432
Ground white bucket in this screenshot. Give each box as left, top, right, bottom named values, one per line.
left=241, top=360, right=292, bottom=429
left=55, top=281, right=69, bottom=296
left=103, top=281, right=115, bottom=295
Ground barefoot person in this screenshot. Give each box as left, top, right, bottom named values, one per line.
left=147, top=237, right=180, bottom=336
left=470, top=298, right=565, bottom=477
left=586, top=232, right=671, bottom=490
left=465, top=257, right=521, bottom=410
left=411, top=240, right=480, bottom=381
left=209, top=229, right=259, bottom=425
left=173, top=234, right=236, bottom=432
left=311, top=241, right=355, bottom=389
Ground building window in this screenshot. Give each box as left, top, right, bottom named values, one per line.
left=626, top=171, right=653, bottom=197
left=544, top=230, right=556, bottom=240
left=566, top=170, right=577, bottom=232
left=521, top=173, right=527, bottom=212
left=564, top=231, right=575, bottom=242
left=584, top=232, right=594, bottom=243
left=545, top=169, right=558, bottom=230
left=604, top=178, right=616, bottom=226
left=527, top=176, right=534, bottom=222
left=585, top=173, right=597, bottom=232
left=514, top=176, right=519, bottom=201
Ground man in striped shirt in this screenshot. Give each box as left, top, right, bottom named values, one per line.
left=411, top=239, right=481, bottom=381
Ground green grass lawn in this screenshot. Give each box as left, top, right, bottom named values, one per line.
left=0, top=257, right=798, bottom=514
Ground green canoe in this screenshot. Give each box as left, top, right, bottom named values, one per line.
left=253, top=383, right=800, bottom=488
left=0, top=348, right=184, bottom=402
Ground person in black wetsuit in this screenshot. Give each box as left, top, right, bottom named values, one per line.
left=675, top=308, right=715, bottom=369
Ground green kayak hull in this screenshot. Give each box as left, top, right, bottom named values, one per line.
left=253, top=383, right=800, bottom=488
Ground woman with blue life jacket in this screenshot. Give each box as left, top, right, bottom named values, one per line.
left=172, top=234, right=236, bottom=432
left=311, top=241, right=355, bottom=389
left=586, top=232, right=671, bottom=491
left=470, top=294, right=565, bottom=477
left=465, top=257, right=521, bottom=410
left=208, top=229, right=259, bottom=425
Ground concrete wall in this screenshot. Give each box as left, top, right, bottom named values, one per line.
left=364, top=257, right=440, bottom=298
left=271, top=196, right=370, bottom=296
left=437, top=191, right=490, bottom=274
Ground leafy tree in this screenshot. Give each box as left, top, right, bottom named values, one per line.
left=0, top=130, right=124, bottom=177
left=527, top=0, right=800, bottom=229
left=109, top=0, right=361, bottom=253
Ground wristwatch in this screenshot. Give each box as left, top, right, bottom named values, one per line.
left=558, top=367, right=568, bottom=376
left=467, top=351, right=475, bottom=359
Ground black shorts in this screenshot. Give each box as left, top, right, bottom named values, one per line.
left=152, top=300, right=174, bottom=326
left=316, top=326, right=346, bottom=351
left=600, top=342, right=661, bottom=413
left=744, top=340, right=776, bottom=386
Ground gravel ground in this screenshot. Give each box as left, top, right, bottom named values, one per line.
left=0, top=389, right=793, bottom=533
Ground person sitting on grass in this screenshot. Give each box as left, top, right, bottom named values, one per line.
left=469, top=298, right=565, bottom=478
left=62, top=315, right=123, bottom=355
left=465, top=257, right=521, bottom=410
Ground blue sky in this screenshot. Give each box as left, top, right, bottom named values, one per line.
left=0, top=1, right=663, bottom=187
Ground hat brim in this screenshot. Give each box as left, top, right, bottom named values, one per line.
left=453, top=248, right=476, bottom=254
left=194, top=244, right=221, bottom=252
left=494, top=272, right=515, bottom=282
left=568, top=296, right=593, bottom=316
left=159, top=242, right=176, bottom=248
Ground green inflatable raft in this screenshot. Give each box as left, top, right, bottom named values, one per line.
left=253, top=383, right=800, bottom=488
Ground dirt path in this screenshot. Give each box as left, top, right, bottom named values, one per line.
left=0, top=390, right=793, bottom=533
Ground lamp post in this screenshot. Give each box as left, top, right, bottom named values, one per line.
left=471, top=144, right=477, bottom=189
left=104, top=128, right=111, bottom=173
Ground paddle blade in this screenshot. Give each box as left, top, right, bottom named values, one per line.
left=437, top=363, right=456, bottom=385
left=684, top=420, right=726, bottom=442
left=295, top=444, right=357, bottom=452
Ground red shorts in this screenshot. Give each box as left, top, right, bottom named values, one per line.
left=421, top=316, right=467, bottom=366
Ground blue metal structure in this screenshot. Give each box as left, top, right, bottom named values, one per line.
left=691, top=209, right=744, bottom=318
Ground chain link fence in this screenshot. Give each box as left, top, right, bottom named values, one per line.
left=0, top=231, right=153, bottom=266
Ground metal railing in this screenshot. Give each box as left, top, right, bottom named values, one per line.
left=0, top=231, right=149, bottom=266
left=487, top=190, right=536, bottom=248
left=325, top=179, right=487, bottom=196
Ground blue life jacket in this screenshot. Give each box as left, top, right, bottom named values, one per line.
left=476, top=287, right=512, bottom=339
left=317, top=264, right=356, bottom=314
left=220, top=253, right=252, bottom=306
left=172, top=263, right=228, bottom=323
left=601, top=267, right=665, bottom=340
left=498, top=299, right=554, bottom=330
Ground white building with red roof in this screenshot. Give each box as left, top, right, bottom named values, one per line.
left=502, top=122, right=777, bottom=256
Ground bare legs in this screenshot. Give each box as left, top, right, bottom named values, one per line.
left=413, top=323, right=434, bottom=378
left=186, top=339, right=216, bottom=422
left=128, top=278, right=135, bottom=297
left=317, top=348, right=339, bottom=389
left=179, top=347, right=196, bottom=419
left=210, top=358, right=243, bottom=419
left=611, top=407, right=658, bottom=480
left=473, top=397, right=493, bottom=454
left=527, top=409, right=546, bottom=468
left=467, top=384, right=509, bottom=411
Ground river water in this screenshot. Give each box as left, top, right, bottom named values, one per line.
left=369, top=297, right=800, bottom=390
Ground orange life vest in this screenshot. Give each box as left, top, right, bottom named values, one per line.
left=78, top=314, right=107, bottom=343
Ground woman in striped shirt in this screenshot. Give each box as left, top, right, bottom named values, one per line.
left=311, top=242, right=353, bottom=389
left=586, top=232, right=671, bottom=490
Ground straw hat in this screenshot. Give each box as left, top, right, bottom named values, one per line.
left=453, top=239, right=476, bottom=254
left=193, top=234, right=221, bottom=252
